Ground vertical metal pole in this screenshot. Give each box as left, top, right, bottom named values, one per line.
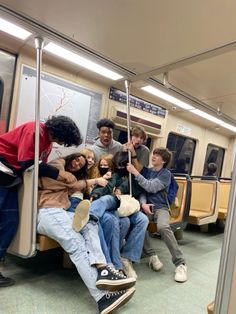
left=125, top=80, right=132, bottom=196
left=32, top=37, right=44, bottom=240
left=214, top=155, right=236, bottom=314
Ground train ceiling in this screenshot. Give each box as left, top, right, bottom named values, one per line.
left=1, top=0, right=236, bottom=136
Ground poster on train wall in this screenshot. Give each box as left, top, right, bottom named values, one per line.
left=16, top=65, right=102, bottom=160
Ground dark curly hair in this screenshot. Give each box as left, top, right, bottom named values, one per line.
left=45, top=116, right=82, bottom=147
left=96, top=118, right=115, bottom=130
left=64, top=153, right=88, bottom=179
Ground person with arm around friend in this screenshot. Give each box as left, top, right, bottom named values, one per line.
left=0, top=115, right=82, bottom=287
left=37, top=152, right=136, bottom=314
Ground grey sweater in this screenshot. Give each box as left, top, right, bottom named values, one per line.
left=92, top=138, right=123, bottom=162
left=135, top=144, right=150, bottom=167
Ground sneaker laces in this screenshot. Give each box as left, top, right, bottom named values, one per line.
left=176, top=264, right=186, bottom=274
left=106, top=265, right=126, bottom=278
left=105, top=289, right=126, bottom=299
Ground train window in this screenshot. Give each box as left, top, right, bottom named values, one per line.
left=203, top=144, right=225, bottom=177
left=113, top=127, right=152, bottom=149
left=166, top=132, right=196, bottom=174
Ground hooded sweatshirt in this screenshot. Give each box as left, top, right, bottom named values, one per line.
left=92, top=138, right=122, bottom=162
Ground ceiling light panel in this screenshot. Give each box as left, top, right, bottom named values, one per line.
left=191, top=109, right=223, bottom=124
left=141, top=85, right=194, bottom=110
left=141, top=85, right=236, bottom=133
left=0, top=17, right=32, bottom=40
left=44, top=42, right=123, bottom=80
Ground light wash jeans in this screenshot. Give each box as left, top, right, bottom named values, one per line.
left=90, top=195, right=119, bottom=219
left=37, top=207, right=106, bottom=302
left=143, top=207, right=186, bottom=266
left=67, top=196, right=112, bottom=265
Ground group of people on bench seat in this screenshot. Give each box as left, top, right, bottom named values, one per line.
left=0, top=116, right=187, bottom=314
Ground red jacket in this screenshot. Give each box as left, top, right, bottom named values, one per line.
left=0, top=121, right=52, bottom=171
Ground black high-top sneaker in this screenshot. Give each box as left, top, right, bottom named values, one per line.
left=96, top=265, right=136, bottom=291
left=98, top=287, right=135, bottom=314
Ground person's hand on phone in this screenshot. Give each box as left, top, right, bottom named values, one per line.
left=141, top=203, right=154, bottom=215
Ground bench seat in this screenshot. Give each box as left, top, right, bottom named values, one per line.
left=37, top=234, right=60, bottom=251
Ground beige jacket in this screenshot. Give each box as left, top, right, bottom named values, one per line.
left=38, top=158, right=83, bottom=209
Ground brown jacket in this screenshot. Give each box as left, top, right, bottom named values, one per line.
left=38, top=158, right=83, bottom=209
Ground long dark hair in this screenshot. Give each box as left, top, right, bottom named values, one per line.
left=64, top=153, right=88, bottom=179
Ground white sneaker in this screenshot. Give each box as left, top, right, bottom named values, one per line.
left=174, top=264, right=187, bottom=282
left=121, top=257, right=138, bottom=279
left=149, top=255, right=163, bottom=271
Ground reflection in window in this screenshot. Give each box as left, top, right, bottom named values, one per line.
left=166, top=133, right=196, bottom=175
left=203, top=144, right=225, bottom=177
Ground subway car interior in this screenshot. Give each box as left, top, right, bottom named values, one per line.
left=1, top=1, right=236, bottom=313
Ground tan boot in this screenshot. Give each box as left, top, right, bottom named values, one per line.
left=121, top=257, right=138, bottom=279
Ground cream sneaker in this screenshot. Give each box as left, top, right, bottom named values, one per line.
left=72, top=200, right=90, bottom=232
left=174, top=264, right=187, bottom=282
left=121, top=257, right=137, bottom=279
left=149, top=255, right=163, bottom=271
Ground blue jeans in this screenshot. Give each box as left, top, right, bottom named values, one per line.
left=120, top=211, right=149, bottom=262
left=91, top=196, right=148, bottom=264
left=67, top=196, right=81, bottom=213
left=90, top=195, right=124, bottom=269
left=119, top=216, right=130, bottom=250
left=100, top=211, right=122, bottom=269
left=90, top=195, right=119, bottom=219
left=37, top=207, right=106, bottom=302
left=0, top=187, right=19, bottom=259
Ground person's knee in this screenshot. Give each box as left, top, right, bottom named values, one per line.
left=101, top=215, right=115, bottom=232
left=157, top=223, right=170, bottom=234
left=119, top=217, right=130, bottom=230
left=135, top=213, right=149, bottom=228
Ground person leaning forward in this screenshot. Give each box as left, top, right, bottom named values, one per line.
left=0, top=115, right=82, bottom=287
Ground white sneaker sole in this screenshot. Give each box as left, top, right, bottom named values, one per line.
left=174, top=276, right=187, bottom=283
left=96, top=277, right=136, bottom=291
